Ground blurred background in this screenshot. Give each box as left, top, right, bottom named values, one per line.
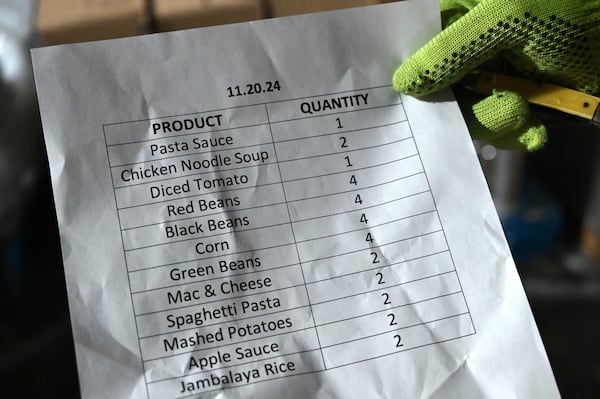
left=1, top=0, right=599, bottom=397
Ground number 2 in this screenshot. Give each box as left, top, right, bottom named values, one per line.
left=370, top=251, right=380, bottom=264
left=381, top=292, right=391, bottom=305
left=394, top=334, right=404, bottom=347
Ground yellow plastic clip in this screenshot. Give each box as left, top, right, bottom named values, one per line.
left=464, top=71, right=600, bottom=127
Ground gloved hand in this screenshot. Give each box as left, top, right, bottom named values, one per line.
left=393, top=0, right=600, bottom=151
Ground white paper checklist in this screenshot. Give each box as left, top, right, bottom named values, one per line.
left=31, top=1, right=560, bottom=398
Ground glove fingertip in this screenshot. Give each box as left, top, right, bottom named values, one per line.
left=472, top=91, right=530, bottom=135
left=487, top=123, right=547, bottom=152
left=392, top=63, right=420, bottom=95
left=517, top=124, right=547, bottom=152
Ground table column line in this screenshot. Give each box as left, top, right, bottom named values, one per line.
left=105, top=103, right=304, bottom=397
left=263, top=103, right=328, bottom=370
left=264, top=88, right=475, bottom=370
left=102, top=126, right=152, bottom=399
left=399, top=96, right=477, bottom=335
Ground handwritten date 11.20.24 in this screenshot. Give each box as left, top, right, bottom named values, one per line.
left=227, top=81, right=281, bottom=97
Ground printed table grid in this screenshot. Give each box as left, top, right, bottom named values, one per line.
left=102, top=85, right=476, bottom=399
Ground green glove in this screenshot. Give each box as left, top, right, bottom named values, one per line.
left=393, top=0, right=600, bottom=151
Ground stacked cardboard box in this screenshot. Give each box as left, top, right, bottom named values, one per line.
left=37, top=1, right=394, bottom=44
left=269, top=0, right=380, bottom=17
left=37, top=0, right=148, bottom=45
left=152, top=0, right=263, bottom=31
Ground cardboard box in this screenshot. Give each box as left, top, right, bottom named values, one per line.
left=37, top=0, right=148, bottom=45
left=269, top=0, right=378, bottom=17
left=152, top=0, right=263, bottom=31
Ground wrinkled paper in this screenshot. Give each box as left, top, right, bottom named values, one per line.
left=31, top=1, right=560, bottom=398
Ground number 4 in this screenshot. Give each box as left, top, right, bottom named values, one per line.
left=360, top=213, right=368, bottom=224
